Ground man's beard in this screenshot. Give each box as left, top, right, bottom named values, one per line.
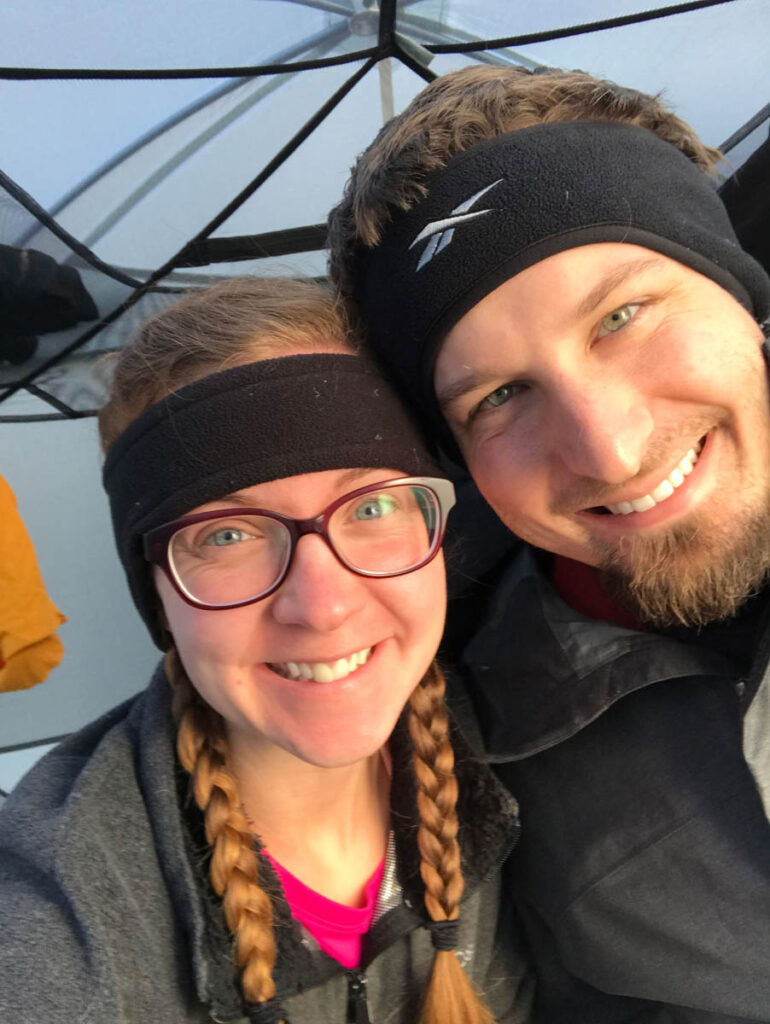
left=595, top=498, right=770, bottom=628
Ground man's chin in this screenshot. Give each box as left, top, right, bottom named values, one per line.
left=594, top=513, right=770, bottom=629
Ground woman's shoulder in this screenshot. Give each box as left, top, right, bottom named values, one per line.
left=0, top=664, right=198, bottom=1022
left=0, top=664, right=170, bottom=855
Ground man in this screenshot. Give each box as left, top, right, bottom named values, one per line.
left=328, top=67, right=770, bottom=1022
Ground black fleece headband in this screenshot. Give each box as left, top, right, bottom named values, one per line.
left=103, top=353, right=443, bottom=648
left=357, top=120, right=770, bottom=444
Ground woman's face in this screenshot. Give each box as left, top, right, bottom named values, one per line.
left=154, top=467, right=447, bottom=769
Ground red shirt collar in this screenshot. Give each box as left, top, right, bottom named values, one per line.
left=551, top=554, right=644, bottom=631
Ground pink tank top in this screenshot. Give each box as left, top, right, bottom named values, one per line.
left=264, top=851, right=385, bottom=968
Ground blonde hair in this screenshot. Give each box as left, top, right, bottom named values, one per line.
left=328, top=65, right=723, bottom=299
left=98, top=276, right=356, bottom=449
left=100, top=277, right=494, bottom=1023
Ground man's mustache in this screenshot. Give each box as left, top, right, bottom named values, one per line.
left=549, top=415, right=718, bottom=516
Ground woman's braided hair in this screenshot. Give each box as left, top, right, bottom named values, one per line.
left=99, top=277, right=494, bottom=1023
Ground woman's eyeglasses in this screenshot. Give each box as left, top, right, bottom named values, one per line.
left=143, top=476, right=455, bottom=611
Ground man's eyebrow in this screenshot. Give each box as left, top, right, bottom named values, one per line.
left=436, top=368, right=506, bottom=413
left=576, top=256, right=666, bottom=319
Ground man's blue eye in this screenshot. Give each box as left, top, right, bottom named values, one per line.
left=353, top=496, right=397, bottom=520
left=481, top=383, right=517, bottom=410
left=599, top=303, right=639, bottom=335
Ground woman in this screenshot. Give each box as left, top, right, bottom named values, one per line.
left=0, top=278, right=531, bottom=1023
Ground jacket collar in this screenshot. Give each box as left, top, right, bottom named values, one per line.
left=462, top=547, right=740, bottom=760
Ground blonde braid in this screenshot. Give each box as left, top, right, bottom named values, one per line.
left=165, top=649, right=283, bottom=1017
left=409, top=662, right=495, bottom=1024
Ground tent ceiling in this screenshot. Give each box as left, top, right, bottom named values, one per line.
left=0, top=0, right=767, bottom=419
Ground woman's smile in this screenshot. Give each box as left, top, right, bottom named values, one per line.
left=267, top=645, right=374, bottom=682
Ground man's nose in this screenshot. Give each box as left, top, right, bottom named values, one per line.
left=270, top=534, right=366, bottom=631
left=551, top=379, right=654, bottom=484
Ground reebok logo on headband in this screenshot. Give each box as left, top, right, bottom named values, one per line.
left=409, top=179, right=503, bottom=271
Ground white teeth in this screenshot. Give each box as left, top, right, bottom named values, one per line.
left=630, top=495, right=656, bottom=513
left=605, top=439, right=704, bottom=516
left=651, top=479, right=675, bottom=503
left=269, top=647, right=373, bottom=683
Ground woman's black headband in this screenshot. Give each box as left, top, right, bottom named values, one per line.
left=103, top=353, right=443, bottom=647
left=356, top=120, right=770, bottom=448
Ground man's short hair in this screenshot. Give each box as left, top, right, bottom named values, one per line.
left=328, top=65, right=722, bottom=300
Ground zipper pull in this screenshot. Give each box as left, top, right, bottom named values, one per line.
left=346, top=970, right=373, bottom=1024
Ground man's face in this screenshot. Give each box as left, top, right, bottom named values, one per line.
left=434, top=243, right=770, bottom=626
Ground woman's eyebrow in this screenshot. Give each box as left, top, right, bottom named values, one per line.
left=576, top=256, right=666, bottom=319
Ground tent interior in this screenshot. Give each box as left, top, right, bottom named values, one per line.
left=1, top=0, right=769, bottom=801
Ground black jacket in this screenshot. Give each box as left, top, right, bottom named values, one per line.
left=455, top=547, right=770, bottom=1024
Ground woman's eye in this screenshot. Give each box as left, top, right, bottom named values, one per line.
left=598, top=303, right=640, bottom=336
left=353, top=495, right=398, bottom=520
left=203, top=526, right=252, bottom=547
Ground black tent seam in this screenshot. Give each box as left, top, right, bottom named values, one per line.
left=0, top=733, right=71, bottom=755
left=426, top=0, right=738, bottom=53
left=392, top=42, right=437, bottom=84
left=0, top=409, right=96, bottom=422
left=395, top=13, right=543, bottom=71
left=378, top=0, right=398, bottom=48
left=0, top=46, right=377, bottom=81
left=719, top=102, right=770, bottom=154
left=0, top=0, right=736, bottom=77
left=0, top=168, right=146, bottom=288
left=0, top=55, right=378, bottom=407
left=24, top=383, right=80, bottom=417
left=177, top=224, right=329, bottom=267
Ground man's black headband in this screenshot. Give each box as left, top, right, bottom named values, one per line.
left=356, top=120, right=770, bottom=447
left=103, top=353, right=443, bottom=647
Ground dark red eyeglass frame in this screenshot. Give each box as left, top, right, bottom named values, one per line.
left=142, top=475, right=456, bottom=611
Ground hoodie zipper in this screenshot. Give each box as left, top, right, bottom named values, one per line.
left=346, top=969, right=372, bottom=1023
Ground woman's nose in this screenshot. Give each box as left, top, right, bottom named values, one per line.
left=270, top=534, right=367, bottom=631
left=553, top=380, right=654, bottom=484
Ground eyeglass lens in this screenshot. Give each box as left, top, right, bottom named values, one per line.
left=167, top=482, right=441, bottom=607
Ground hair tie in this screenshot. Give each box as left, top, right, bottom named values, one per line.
left=429, top=917, right=460, bottom=951
left=248, top=997, right=287, bottom=1024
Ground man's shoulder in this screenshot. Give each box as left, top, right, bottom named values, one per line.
left=460, top=546, right=744, bottom=759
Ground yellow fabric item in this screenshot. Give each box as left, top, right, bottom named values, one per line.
left=0, top=475, right=66, bottom=692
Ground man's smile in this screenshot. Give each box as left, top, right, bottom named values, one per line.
left=588, top=438, right=705, bottom=516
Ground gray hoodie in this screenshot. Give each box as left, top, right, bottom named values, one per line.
left=0, top=665, right=533, bottom=1023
